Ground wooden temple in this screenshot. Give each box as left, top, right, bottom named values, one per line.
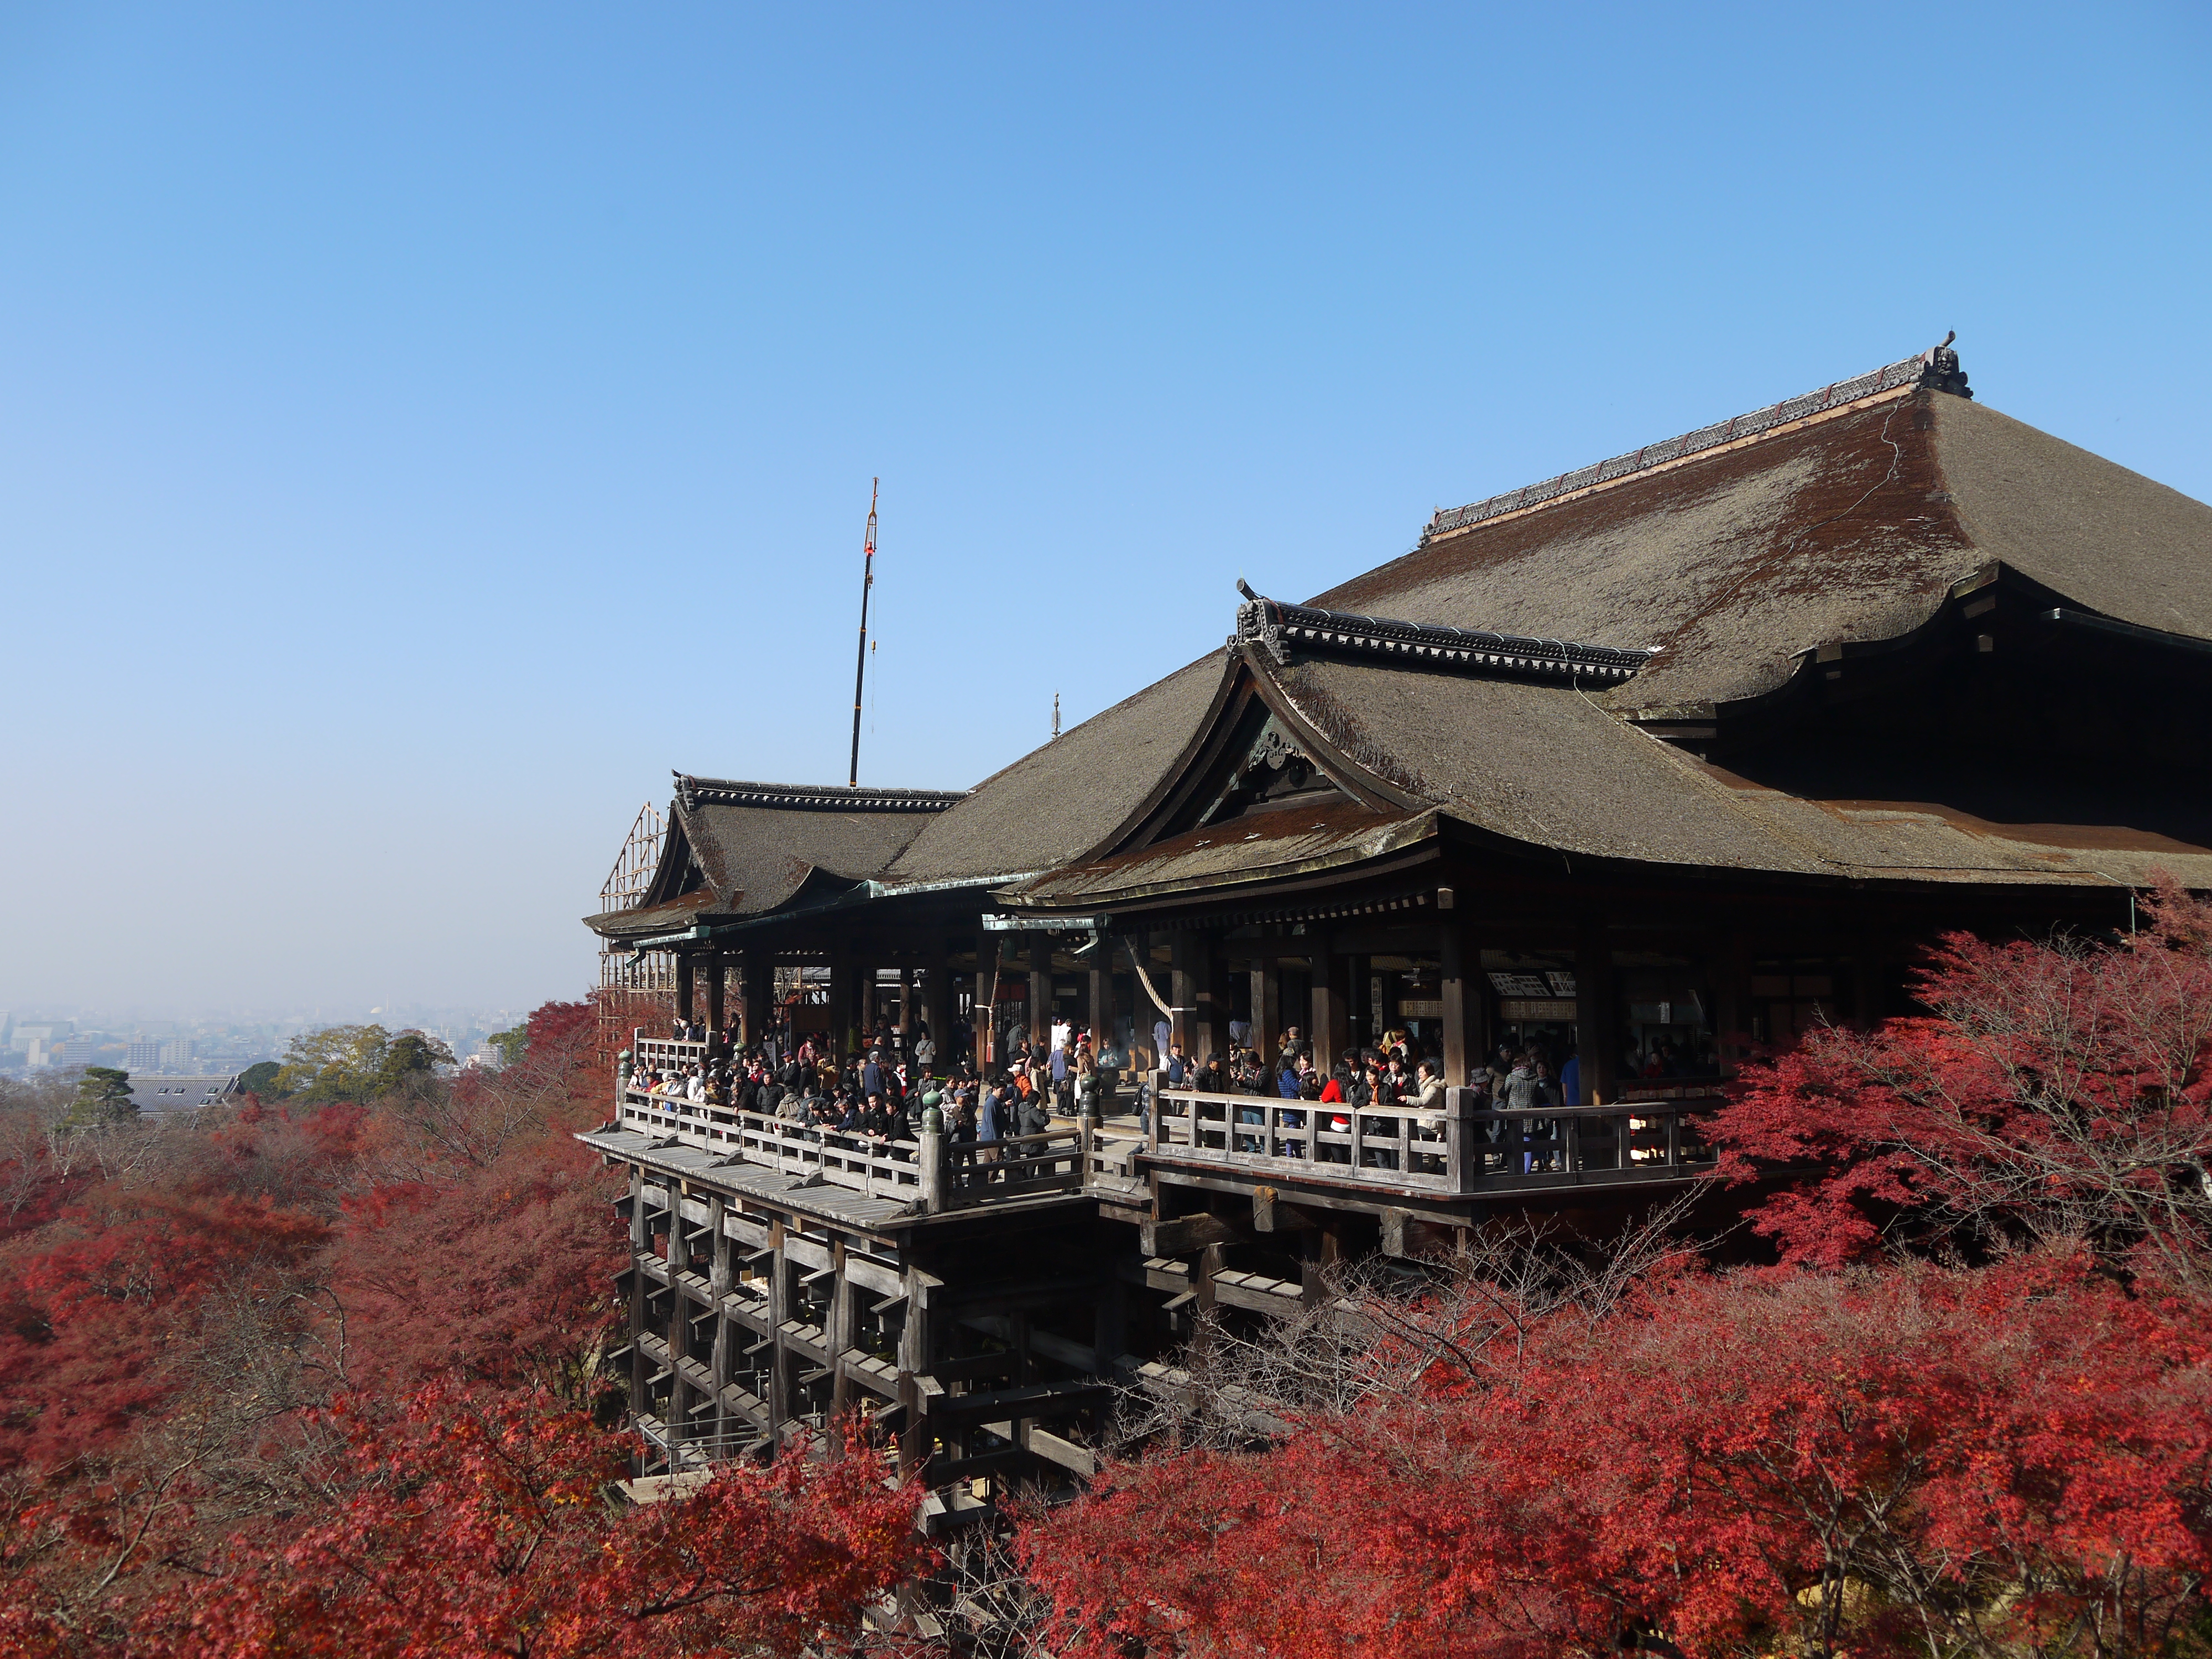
left=578, top=340, right=2212, bottom=1517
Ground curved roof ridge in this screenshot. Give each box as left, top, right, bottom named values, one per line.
left=1422, top=341, right=1970, bottom=544
left=675, top=775, right=967, bottom=813
left=1237, top=591, right=1655, bottom=682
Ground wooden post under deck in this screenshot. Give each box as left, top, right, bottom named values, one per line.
left=707, top=1193, right=733, bottom=1444
left=628, top=1165, right=648, bottom=1416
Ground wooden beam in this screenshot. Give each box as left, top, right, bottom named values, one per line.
left=1251, top=1184, right=1319, bottom=1233
left=927, top=1380, right=1116, bottom=1426
left=1023, top=1423, right=1098, bottom=1477
left=1140, top=1211, right=1244, bottom=1255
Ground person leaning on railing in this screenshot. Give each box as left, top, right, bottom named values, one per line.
left=1415, top=1058, right=1446, bottom=1109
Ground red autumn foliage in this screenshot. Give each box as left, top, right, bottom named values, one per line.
left=122, top=1389, right=925, bottom=1659
left=1022, top=1254, right=2212, bottom=1659
left=1015, top=907, right=2212, bottom=1658
left=330, top=1154, right=623, bottom=1398
left=0, top=993, right=874, bottom=1651
left=1709, top=877, right=2212, bottom=1279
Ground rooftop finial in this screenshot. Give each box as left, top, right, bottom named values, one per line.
left=1236, top=577, right=1260, bottom=603
left=1922, top=332, right=1972, bottom=399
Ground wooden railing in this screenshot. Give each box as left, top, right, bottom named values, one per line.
left=614, top=1085, right=1095, bottom=1214
left=944, top=1129, right=1087, bottom=1205
left=1147, top=1079, right=1717, bottom=1194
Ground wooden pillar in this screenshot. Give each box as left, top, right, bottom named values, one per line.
left=1439, top=915, right=1470, bottom=1086
left=898, top=966, right=916, bottom=1050
left=1194, top=940, right=1223, bottom=1063
left=974, top=930, right=997, bottom=1067
left=1191, top=1241, right=1225, bottom=1355
left=705, top=953, right=726, bottom=1039
left=664, top=1175, right=690, bottom=1433
left=828, top=1238, right=856, bottom=1420
left=1250, top=960, right=1280, bottom=1065
left=1577, top=920, right=1618, bottom=1104
left=829, top=953, right=854, bottom=1061
left=707, top=1194, right=733, bottom=1444
left=1088, top=959, right=1112, bottom=1050
left=675, top=954, right=696, bottom=1024
left=1029, top=940, right=1052, bottom=1051
left=924, top=945, right=951, bottom=1065
left=1093, top=1279, right=1126, bottom=1372
left=628, top=1164, right=649, bottom=1416
left=1312, top=951, right=1349, bottom=1072
left=766, top=1216, right=792, bottom=1447
left=741, top=952, right=771, bottom=1052
left=895, top=1267, right=943, bottom=1480
left=1171, top=935, right=1223, bottom=1060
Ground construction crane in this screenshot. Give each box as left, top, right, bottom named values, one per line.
left=847, top=478, right=879, bottom=788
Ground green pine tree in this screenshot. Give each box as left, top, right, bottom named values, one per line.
left=64, top=1066, right=139, bottom=1129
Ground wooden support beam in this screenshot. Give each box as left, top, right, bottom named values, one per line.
left=1023, top=1423, right=1098, bottom=1478
left=1381, top=1205, right=1409, bottom=1258
left=1251, top=1185, right=1319, bottom=1233
left=932, top=1350, right=1019, bottom=1385
left=926, top=1379, right=1116, bottom=1426
left=930, top=1446, right=1027, bottom=1485
left=766, top=1217, right=792, bottom=1449
left=827, top=1239, right=856, bottom=1420
left=1140, top=1211, right=1245, bottom=1255
left=705, top=953, right=726, bottom=1040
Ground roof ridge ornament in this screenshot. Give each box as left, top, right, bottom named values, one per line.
left=1422, top=339, right=1973, bottom=544
left=1233, top=590, right=1655, bottom=685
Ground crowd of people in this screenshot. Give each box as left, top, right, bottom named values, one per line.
left=630, top=1004, right=1717, bottom=1176
left=630, top=1017, right=1133, bottom=1162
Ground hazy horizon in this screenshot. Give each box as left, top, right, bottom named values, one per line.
left=4, top=3, right=2207, bottom=1013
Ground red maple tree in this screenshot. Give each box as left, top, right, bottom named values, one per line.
left=1021, top=1255, right=2212, bottom=1658
left=1710, top=878, right=2212, bottom=1280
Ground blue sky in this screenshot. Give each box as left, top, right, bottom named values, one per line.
left=3, top=2, right=2207, bottom=1015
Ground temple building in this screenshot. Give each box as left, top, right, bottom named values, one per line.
left=577, top=340, right=2212, bottom=1514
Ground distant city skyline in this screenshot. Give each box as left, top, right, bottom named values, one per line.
left=2, top=4, right=2206, bottom=1011
left=1, top=999, right=529, bottom=1079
